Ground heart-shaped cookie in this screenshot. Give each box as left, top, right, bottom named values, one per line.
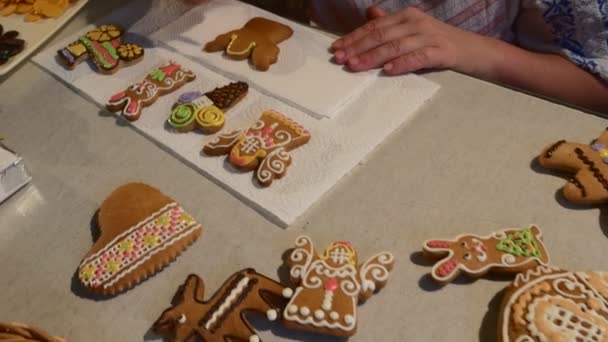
left=77, top=183, right=203, bottom=296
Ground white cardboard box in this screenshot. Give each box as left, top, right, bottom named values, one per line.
left=0, top=144, right=31, bottom=203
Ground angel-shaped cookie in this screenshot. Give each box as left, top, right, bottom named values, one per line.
left=203, top=110, right=310, bottom=187
left=282, top=236, right=395, bottom=337
left=423, top=225, right=550, bottom=284
left=204, top=17, right=293, bottom=71
left=538, top=128, right=608, bottom=205
left=153, top=269, right=290, bottom=342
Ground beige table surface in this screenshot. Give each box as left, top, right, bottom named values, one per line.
left=1, top=1, right=607, bottom=341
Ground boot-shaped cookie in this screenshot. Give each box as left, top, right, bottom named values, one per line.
left=423, top=225, right=550, bottom=284
left=153, top=269, right=290, bottom=342
left=204, top=17, right=293, bottom=71
left=203, top=110, right=310, bottom=187
left=77, top=183, right=203, bottom=296
left=539, top=128, right=608, bottom=205
left=282, top=236, right=395, bottom=337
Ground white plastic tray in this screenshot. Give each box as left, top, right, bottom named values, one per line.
left=0, top=0, right=89, bottom=77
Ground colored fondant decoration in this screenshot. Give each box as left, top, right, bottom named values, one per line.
left=423, top=225, right=550, bottom=284
left=77, top=183, right=203, bottom=296
left=499, top=266, right=608, bottom=341
left=57, top=24, right=144, bottom=74
left=168, top=82, right=248, bottom=134
left=539, top=128, right=608, bottom=205
left=203, top=110, right=310, bottom=187
left=106, top=61, right=196, bottom=121
left=281, top=236, right=394, bottom=337
left=153, top=268, right=289, bottom=342
left=204, top=17, right=293, bottom=71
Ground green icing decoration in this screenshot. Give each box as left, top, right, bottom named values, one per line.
left=101, top=41, right=119, bottom=60
left=79, top=36, right=113, bottom=69
left=149, top=69, right=166, bottom=81
left=496, top=228, right=543, bottom=258
left=169, top=104, right=196, bottom=128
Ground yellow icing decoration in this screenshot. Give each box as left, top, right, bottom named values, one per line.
left=195, top=105, right=225, bottom=130
left=600, top=149, right=608, bottom=158
left=67, top=42, right=87, bottom=57
left=226, top=34, right=256, bottom=56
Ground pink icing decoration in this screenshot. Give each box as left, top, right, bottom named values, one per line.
left=110, top=92, right=126, bottom=102
left=438, top=260, right=458, bottom=277
left=126, top=100, right=139, bottom=115
left=325, top=278, right=338, bottom=291
left=427, top=240, right=451, bottom=249
left=160, top=64, right=180, bottom=76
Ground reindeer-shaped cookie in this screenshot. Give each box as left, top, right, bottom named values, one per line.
left=153, top=268, right=290, bottom=342
left=282, top=236, right=394, bottom=337
left=204, top=17, right=293, bottom=71
left=203, top=110, right=310, bottom=187
left=423, top=225, right=550, bottom=284
left=539, top=128, right=608, bottom=205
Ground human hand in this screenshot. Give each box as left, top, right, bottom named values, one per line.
left=331, top=6, right=494, bottom=76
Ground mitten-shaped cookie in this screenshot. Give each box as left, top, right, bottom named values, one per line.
left=539, top=128, right=608, bottom=205
left=282, top=236, right=395, bottom=337
left=153, top=269, right=290, bottom=342
left=423, top=225, right=550, bottom=284
left=204, top=17, right=293, bottom=71
left=203, top=110, right=310, bottom=187
left=77, top=183, right=203, bottom=296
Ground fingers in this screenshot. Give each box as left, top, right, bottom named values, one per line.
left=366, top=5, right=386, bottom=20
left=332, top=7, right=422, bottom=50
left=347, top=34, right=430, bottom=72
left=383, top=47, right=446, bottom=74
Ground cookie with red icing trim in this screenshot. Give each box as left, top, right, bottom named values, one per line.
left=538, top=128, right=608, bottom=205
left=153, top=268, right=289, bottom=342
left=282, top=236, right=394, bottom=337
left=423, top=225, right=550, bottom=284
left=106, top=61, right=196, bottom=121
left=77, top=183, right=203, bottom=296
left=203, top=110, right=310, bottom=187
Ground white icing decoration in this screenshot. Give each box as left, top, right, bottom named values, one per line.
left=322, top=291, right=333, bottom=311
left=206, top=130, right=244, bottom=150
left=249, top=335, right=260, bottom=342
left=177, top=314, right=186, bottom=324
left=282, top=288, right=294, bottom=298
left=226, top=34, right=256, bottom=56
left=501, top=254, right=517, bottom=265
left=204, top=276, right=250, bottom=330
left=315, top=310, right=325, bottom=320
left=266, top=309, right=278, bottom=321
left=288, top=305, right=298, bottom=314
left=476, top=253, right=487, bottom=262
left=283, top=287, right=357, bottom=332
left=289, top=236, right=313, bottom=281
left=330, top=311, right=339, bottom=320
left=344, top=315, right=355, bottom=324
left=552, top=277, right=591, bottom=300
left=515, top=336, right=534, bottom=342
left=300, top=306, right=310, bottom=316
left=257, top=148, right=290, bottom=184
left=360, top=252, right=394, bottom=293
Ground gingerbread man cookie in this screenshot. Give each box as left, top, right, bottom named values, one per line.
left=153, top=269, right=289, bottom=342
left=106, top=61, right=196, bottom=121
left=204, top=17, right=293, bottom=71
left=77, top=183, right=203, bottom=296
left=423, top=225, right=550, bottom=284
left=203, top=110, right=310, bottom=187
left=57, top=25, right=144, bottom=74
left=282, top=236, right=394, bottom=337
left=538, top=128, right=608, bottom=205
left=498, top=265, right=608, bottom=342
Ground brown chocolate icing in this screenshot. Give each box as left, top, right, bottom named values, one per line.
left=574, top=147, right=608, bottom=193
left=545, top=140, right=566, bottom=158
left=569, top=177, right=587, bottom=198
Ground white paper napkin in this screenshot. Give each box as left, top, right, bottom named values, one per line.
left=32, top=1, right=439, bottom=226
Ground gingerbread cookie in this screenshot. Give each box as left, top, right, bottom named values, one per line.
left=106, top=61, right=196, bottom=121
left=153, top=268, right=289, bottom=342
left=77, top=183, right=203, bottom=296
left=538, top=128, right=608, bottom=205
left=203, top=110, right=310, bottom=186
left=204, top=17, right=293, bottom=71
left=0, top=24, right=25, bottom=65
left=282, top=236, right=394, bottom=337
left=0, top=322, right=64, bottom=342
left=57, top=25, right=144, bottom=74
left=168, top=81, right=248, bottom=134
left=423, top=225, right=550, bottom=284
left=498, top=265, right=608, bottom=341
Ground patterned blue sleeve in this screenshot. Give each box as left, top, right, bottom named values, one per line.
left=526, top=0, right=608, bottom=81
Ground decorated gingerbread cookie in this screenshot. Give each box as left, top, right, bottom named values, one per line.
left=203, top=110, right=310, bottom=186
left=0, top=321, right=64, bottom=342
left=498, top=265, right=608, bottom=341
left=204, top=17, right=293, bottom=71
left=282, top=236, right=394, bottom=337
left=153, top=268, right=290, bottom=342
left=57, top=25, right=144, bottom=74
left=77, top=183, right=203, bottom=296
left=423, top=225, right=550, bottom=284
left=168, top=82, right=248, bottom=134
left=106, top=61, right=196, bottom=121
left=538, top=128, right=608, bottom=205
